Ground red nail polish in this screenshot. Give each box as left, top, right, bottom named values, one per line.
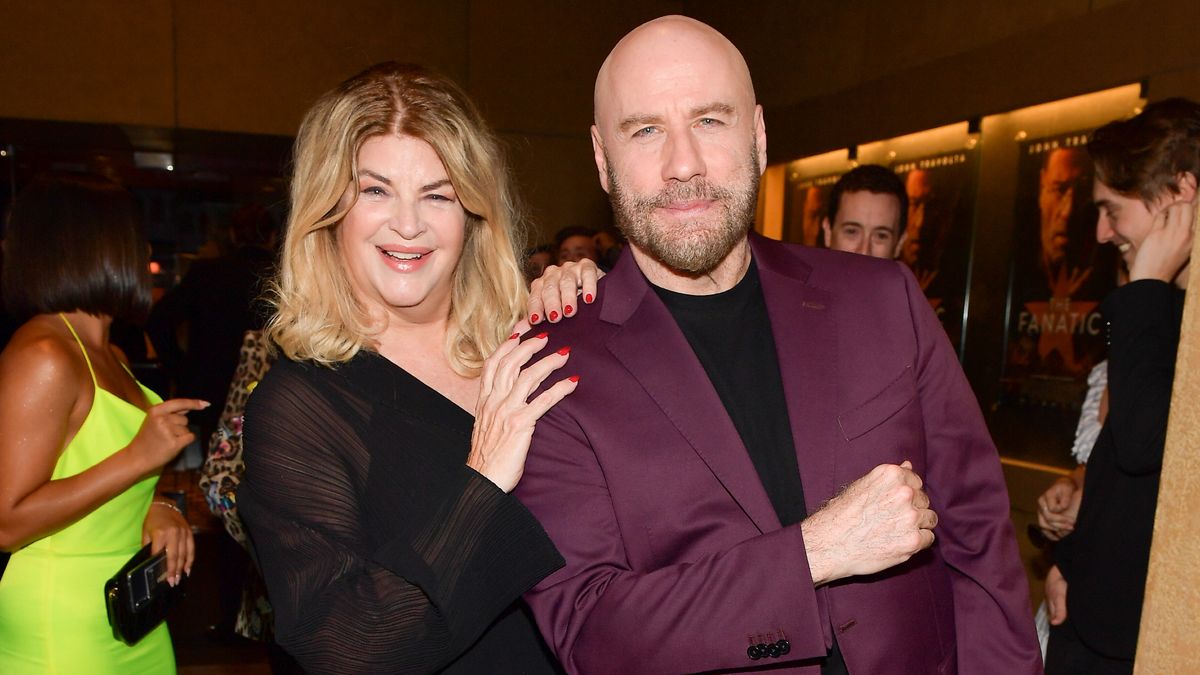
left=549, top=311, right=559, bottom=321
left=535, top=332, right=549, bottom=339
left=585, top=293, right=594, bottom=304
left=569, top=375, right=580, bottom=383
left=508, top=332, right=519, bottom=340
left=565, top=305, right=573, bottom=315
left=557, top=346, right=571, bottom=356
left=531, top=313, right=540, bottom=323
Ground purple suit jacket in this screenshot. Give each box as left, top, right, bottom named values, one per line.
left=516, top=234, right=1041, bottom=674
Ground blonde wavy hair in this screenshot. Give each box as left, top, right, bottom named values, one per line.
left=267, top=62, right=527, bottom=374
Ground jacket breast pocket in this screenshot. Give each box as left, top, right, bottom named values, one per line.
left=837, top=365, right=917, bottom=441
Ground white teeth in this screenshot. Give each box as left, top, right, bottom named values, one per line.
left=384, top=250, right=423, bottom=261
left=1117, top=243, right=1132, bottom=253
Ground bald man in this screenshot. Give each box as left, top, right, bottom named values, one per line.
left=516, top=16, right=1040, bottom=674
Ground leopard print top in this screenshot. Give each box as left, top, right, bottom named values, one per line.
left=198, top=329, right=274, bottom=639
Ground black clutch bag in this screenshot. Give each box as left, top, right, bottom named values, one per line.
left=104, top=544, right=185, bottom=645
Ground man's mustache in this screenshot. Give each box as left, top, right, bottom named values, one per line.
left=635, top=179, right=732, bottom=208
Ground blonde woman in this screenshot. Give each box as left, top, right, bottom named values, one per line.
left=239, top=62, right=583, bottom=673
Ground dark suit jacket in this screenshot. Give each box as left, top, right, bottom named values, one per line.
left=1054, top=280, right=1184, bottom=659
left=516, top=234, right=1041, bottom=674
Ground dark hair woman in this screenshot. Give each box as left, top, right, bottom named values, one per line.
left=0, top=173, right=207, bottom=673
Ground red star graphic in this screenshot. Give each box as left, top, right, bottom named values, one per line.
left=1022, top=298, right=1099, bottom=374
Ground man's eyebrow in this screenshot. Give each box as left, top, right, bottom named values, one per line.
left=359, top=169, right=391, bottom=186
left=689, top=102, right=735, bottom=118
left=618, top=114, right=663, bottom=133
left=1094, top=198, right=1114, bottom=209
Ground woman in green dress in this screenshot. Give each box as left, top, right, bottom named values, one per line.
left=0, top=173, right=208, bottom=673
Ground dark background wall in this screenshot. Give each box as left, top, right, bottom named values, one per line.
left=2, top=0, right=1198, bottom=452
left=4, top=0, right=1196, bottom=242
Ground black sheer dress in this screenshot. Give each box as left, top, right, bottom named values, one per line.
left=239, top=350, right=565, bottom=674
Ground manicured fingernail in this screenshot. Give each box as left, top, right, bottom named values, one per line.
left=549, top=311, right=559, bottom=321
left=509, top=332, right=519, bottom=340
left=535, top=332, right=549, bottom=339
left=584, top=293, right=594, bottom=304
left=557, top=346, right=571, bottom=356
left=531, top=313, right=540, bottom=323
left=565, top=305, right=573, bottom=315
left=569, top=375, right=580, bottom=383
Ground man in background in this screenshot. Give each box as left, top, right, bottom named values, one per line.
left=1045, top=98, right=1199, bottom=674
left=821, top=164, right=907, bottom=259
left=554, top=225, right=600, bottom=264
left=147, top=204, right=278, bottom=446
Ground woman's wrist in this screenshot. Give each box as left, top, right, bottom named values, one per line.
left=150, top=499, right=183, bottom=516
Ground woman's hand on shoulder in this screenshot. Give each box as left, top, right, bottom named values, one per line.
left=126, top=398, right=210, bottom=474
left=142, top=500, right=194, bottom=586
left=528, top=259, right=603, bottom=325
left=467, top=324, right=579, bottom=492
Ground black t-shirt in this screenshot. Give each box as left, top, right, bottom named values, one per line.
left=654, top=259, right=806, bottom=526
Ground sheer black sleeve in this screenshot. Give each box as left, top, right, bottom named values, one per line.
left=239, top=358, right=564, bottom=674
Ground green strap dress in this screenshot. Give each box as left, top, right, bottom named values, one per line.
left=0, top=315, right=174, bottom=673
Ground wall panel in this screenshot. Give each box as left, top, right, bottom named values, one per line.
left=0, top=1, right=174, bottom=126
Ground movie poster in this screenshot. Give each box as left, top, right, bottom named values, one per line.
left=1001, top=132, right=1118, bottom=406
left=782, top=170, right=841, bottom=247
left=893, top=150, right=979, bottom=351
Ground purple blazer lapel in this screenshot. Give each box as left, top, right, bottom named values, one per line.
left=752, top=234, right=840, bottom=515
left=599, top=252, right=782, bottom=534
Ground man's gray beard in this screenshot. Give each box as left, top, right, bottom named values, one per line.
left=606, top=151, right=760, bottom=276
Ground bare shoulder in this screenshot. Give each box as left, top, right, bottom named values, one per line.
left=0, top=317, right=86, bottom=395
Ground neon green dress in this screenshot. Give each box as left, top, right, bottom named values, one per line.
left=0, top=315, right=174, bottom=673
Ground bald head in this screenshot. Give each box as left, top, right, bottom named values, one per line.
left=594, top=16, right=756, bottom=139
left=587, top=16, right=766, bottom=291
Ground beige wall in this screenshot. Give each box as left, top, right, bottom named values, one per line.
left=3, top=0, right=1199, bottom=242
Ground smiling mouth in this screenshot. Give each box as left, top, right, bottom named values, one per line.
left=381, top=249, right=425, bottom=261
left=1117, top=242, right=1132, bottom=253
